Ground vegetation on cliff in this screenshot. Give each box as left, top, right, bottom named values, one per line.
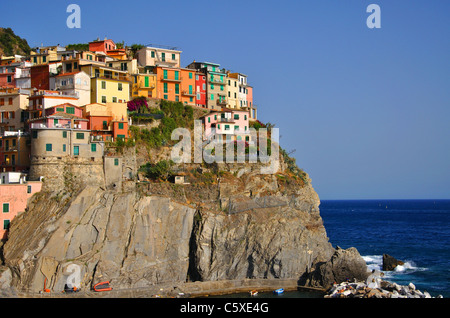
left=0, top=27, right=31, bottom=56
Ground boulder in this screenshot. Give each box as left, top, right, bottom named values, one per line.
left=382, top=254, right=404, bottom=271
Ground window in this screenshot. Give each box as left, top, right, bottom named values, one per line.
left=118, top=83, right=123, bottom=91
left=63, top=144, right=66, bottom=152
left=33, top=56, right=37, bottom=63
left=210, top=84, right=214, bottom=90
left=101, top=96, right=107, bottom=103
left=63, top=131, right=67, bottom=138
left=66, top=107, right=75, bottom=114
left=2, top=203, right=9, bottom=213
left=234, top=114, right=240, bottom=120
left=163, top=83, right=168, bottom=93
left=91, top=143, right=96, bottom=152
left=172, top=53, right=176, bottom=60
left=164, top=94, right=168, bottom=100
left=43, top=56, right=46, bottom=63
left=46, top=144, right=52, bottom=151
left=112, top=97, right=117, bottom=103
left=118, top=122, right=124, bottom=129
left=3, top=220, right=10, bottom=230
left=114, top=158, right=119, bottom=166
left=245, top=115, right=247, bottom=120
left=163, top=69, right=168, bottom=79
left=54, top=119, right=59, bottom=125
left=151, top=51, right=155, bottom=58
left=103, top=121, right=108, bottom=129
left=56, top=107, right=64, bottom=112
left=145, top=76, right=149, bottom=87
left=161, top=53, right=165, bottom=61
left=208, top=117, right=211, bottom=123
left=225, top=125, right=230, bottom=130
left=8, top=98, right=12, bottom=105
left=189, top=73, right=193, bottom=79
left=174, top=71, right=179, bottom=80
left=175, top=84, right=179, bottom=94
left=76, top=133, right=84, bottom=139
left=74, top=146, right=79, bottom=156
left=211, top=94, right=214, bottom=100
left=117, top=135, right=125, bottom=139
left=7, top=75, right=12, bottom=83
left=189, top=85, right=193, bottom=94
left=234, top=125, right=239, bottom=131
left=101, top=81, right=106, bottom=89
left=32, top=130, right=38, bottom=139
left=27, top=185, right=32, bottom=194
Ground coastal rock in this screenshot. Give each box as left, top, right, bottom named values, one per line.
left=0, top=165, right=366, bottom=295
left=300, top=246, right=369, bottom=289
left=382, top=254, right=404, bottom=271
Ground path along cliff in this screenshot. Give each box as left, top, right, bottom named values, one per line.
left=0, top=146, right=369, bottom=296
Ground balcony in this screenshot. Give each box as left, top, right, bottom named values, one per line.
left=160, top=76, right=182, bottom=83
left=209, top=78, right=226, bottom=85
left=217, top=98, right=227, bottom=106
left=182, top=90, right=195, bottom=97
left=31, top=123, right=71, bottom=129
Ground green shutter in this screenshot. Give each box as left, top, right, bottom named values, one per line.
left=91, top=143, right=97, bottom=152
left=66, top=107, right=75, bottom=114
left=76, top=133, right=84, bottom=139
left=163, top=69, right=168, bottom=79
left=74, top=146, right=79, bottom=156
left=175, top=71, right=179, bottom=80
left=145, top=76, right=149, bottom=87
left=114, top=158, right=119, bottom=166
left=3, top=203, right=9, bottom=213
left=118, top=122, right=124, bottom=129
left=164, top=83, right=168, bottom=93
left=175, top=84, right=179, bottom=94
left=189, top=85, right=193, bottom=94
left=3, top=220, right=10, bottom=230
left=46, top=144, right=52, bottom=151
left=63, top=144, right=66, bottom=152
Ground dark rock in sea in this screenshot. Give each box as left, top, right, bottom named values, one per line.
left=382, top=254, right=404, bottom=271
left=300, top=246, right=369, bottom=289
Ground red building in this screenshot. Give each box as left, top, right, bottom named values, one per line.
left=195, top=72, right=206, bottom=108
left=30, top=63, right=60, bottom=90
left=89, top=38, right=117, bottom=54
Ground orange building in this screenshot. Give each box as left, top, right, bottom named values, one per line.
left=154, top=66, right=196, bottom=106
left=82, top=103, right=129, bottom=142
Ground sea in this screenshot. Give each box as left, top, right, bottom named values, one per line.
left=319, top=199, right=450, bottom=298
left=212, top=199, right=449, bottom=299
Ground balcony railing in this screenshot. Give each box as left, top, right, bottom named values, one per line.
left=160, top=76, right=182, bottom=82
left=31, top=123, right=71, bottom=129
left=182, top=90, right=195, bottom=96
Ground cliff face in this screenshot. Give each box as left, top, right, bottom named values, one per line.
left=0, top=156, right=368, bottom=295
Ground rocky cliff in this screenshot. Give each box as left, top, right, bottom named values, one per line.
left=0, top=149, right=369, bottom=295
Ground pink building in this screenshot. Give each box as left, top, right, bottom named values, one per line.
left=0, top=172, right=42, bottom=240
left=202, top=108, right=251, bottom=142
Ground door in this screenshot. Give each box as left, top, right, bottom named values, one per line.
left=74, top=146, right=79, bottom=156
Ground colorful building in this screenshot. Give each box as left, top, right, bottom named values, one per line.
left=0, top=87, right=29, bottom=133
left=136, top=46, right=182, bottom=68
left=54, top=71, right=91, bottom=106
left=195, top=72, right=206, bottom=108
left=81, top=102, right=128, bottom=142
left=187, top=61, right=227, bottom=110
left=30, top=62, right=61, bottom=91
left=0, top=172, right=42, bottom=240
left=80, top=64, right=131, bottom=104
left=28, top=104, right=100, bottom=159
left=131, top=72, right=157, bottom=99
left=0, top=131, right=30, bottom=173
left=226, top=75, right=239, bottom=109
left=89, top=38, right=117, bottom=54
left=27, top=90, right=80, bottom=119
left=154, top=66, right=196, bottom=106
left=30, top=45, right=65, bottom=65
left=201, top=108, right=251, bottom=142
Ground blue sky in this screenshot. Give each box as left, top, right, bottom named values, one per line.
left=3, top=0, right=449, bottom=199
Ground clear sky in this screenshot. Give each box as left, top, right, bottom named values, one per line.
left=2, top=0, right=449, bottom=200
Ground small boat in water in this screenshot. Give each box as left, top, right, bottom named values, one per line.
left=250, top=290, right=258, bottom=296
left=274, top=288, right=284, bottom=294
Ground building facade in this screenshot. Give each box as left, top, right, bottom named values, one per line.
left=0, top=172, right=42, bottom=240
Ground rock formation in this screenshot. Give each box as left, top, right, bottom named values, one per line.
left=0, top=149, right=370, bottom=295
left=382, top=254, right=404, bottom=271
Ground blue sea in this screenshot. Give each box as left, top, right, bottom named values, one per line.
left=320, top=199, right=450, bottom=298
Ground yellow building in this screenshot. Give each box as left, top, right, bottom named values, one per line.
left=226, top=75, right=239, bottom=109
left=80, top=64, right=131, bottom=104
left=131, top=73, right=157, bottom=99
left=30, top=46, right=64, bottom=65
